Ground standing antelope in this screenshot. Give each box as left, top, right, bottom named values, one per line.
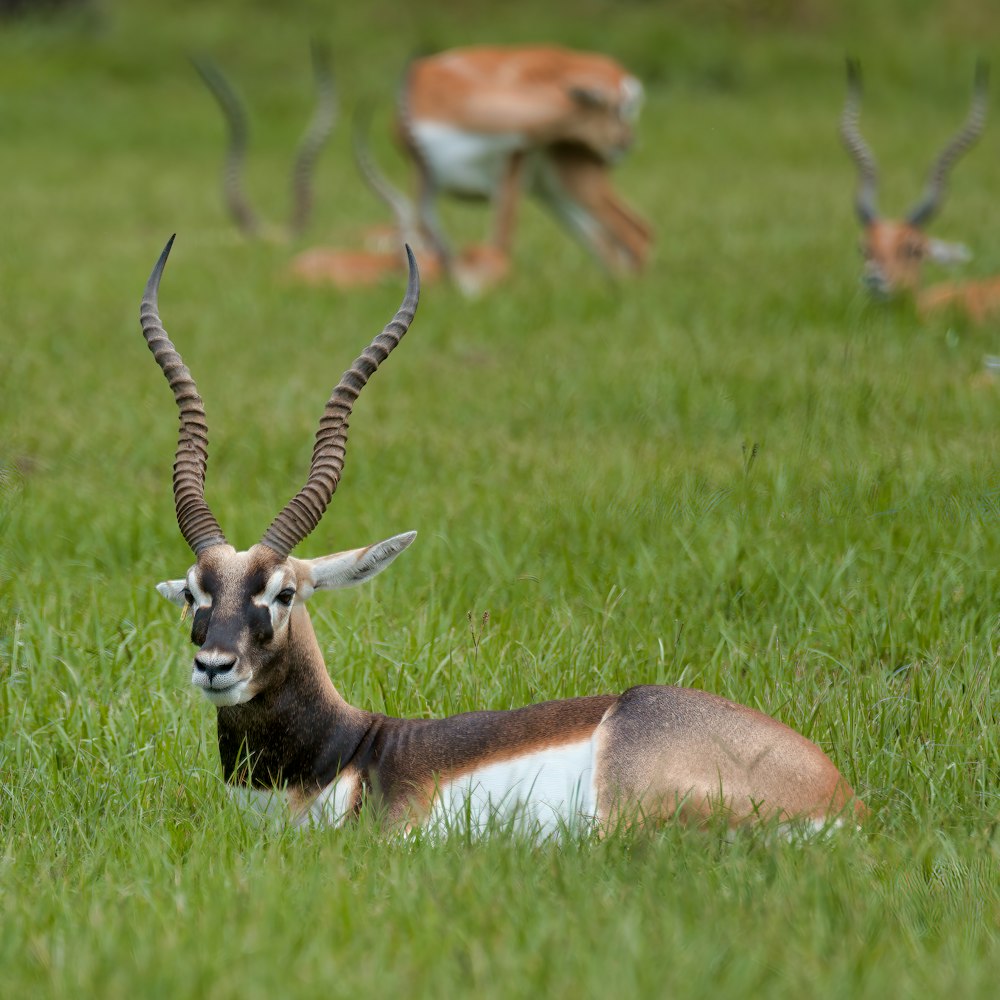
left=141, top=237, right=862, bottom=835
left=840, top=59, right=988, bottom=299
left=194, top=43, right=336, bottom=243
left=394, top=46, right=654, bottom=286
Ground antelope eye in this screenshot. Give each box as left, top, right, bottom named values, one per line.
left=903, top=243, right=924, bottom=260
left=182, top=588, right=195, bottom=606
left=275, top=588, right=296, bottom=607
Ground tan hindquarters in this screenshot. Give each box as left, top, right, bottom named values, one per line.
left=593, top=685, right=862, bottom=828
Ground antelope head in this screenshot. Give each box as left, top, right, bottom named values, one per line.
left=839, top=58, right=988, bottom=297
left=561, top=66, right=644, bottom=165
left=142, top=236, right=419, bottom=707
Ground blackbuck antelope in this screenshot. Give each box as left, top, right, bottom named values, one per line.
left=840, top=59, right=988, bottom=299
left=194, top=43, right=336, bottom=242
left=395, top=45, right=654, bottom=287
left=141, top=237, right=862, bottom=835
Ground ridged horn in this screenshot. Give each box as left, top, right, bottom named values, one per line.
left=192, top=56, right=260, bottom=238
left=260, top=247, right=420, bottom=557
left=352, top=102, right=421, bottom=247
left=289, top=40, right=337, bottom=240
left=839, top=57, right=879, bottom=226
left=140, top=236, right=227, bottom=555
left=906, top=60, right=989, bottom=227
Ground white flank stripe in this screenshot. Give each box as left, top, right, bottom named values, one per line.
left=428, top=737, right=597, bottom=839
left=227, top=786, right=287, bottom=825
left=227, top=774, right=360, bottom=830
left=410, top=122, right=525, bottom=196
left=305, top=771, right=360, bottom=828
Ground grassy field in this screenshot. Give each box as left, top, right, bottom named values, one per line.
left=2, top=0, right=999, bottom=996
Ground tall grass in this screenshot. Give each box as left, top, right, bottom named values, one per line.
left=1, top=1, right=998, bottom=997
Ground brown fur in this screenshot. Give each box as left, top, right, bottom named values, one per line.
left=918, top=276, right=1000, bottom=324
left=408, top=46, right=638, bottom=158
left=286, top=243, right=507, bottom=295
left=594, top=686, right=862, bottom=826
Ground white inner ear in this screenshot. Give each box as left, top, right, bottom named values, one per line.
left=304, top=531, right=417, bottom=593
left=927, top=239, right=972, bottom=265
left=157, top=579, right=188, bottom=606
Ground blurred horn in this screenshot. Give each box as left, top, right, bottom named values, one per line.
left=839, top=57, right=879, bottom=226
left=907, top=60, right=989, bottom=227
left=192, top=56, right=261, bottom=238
left=352, top=101, right=421, bottom=248
left=289, top=40, right=338, bottom=239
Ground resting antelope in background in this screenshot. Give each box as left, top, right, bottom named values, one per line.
left=839, top=58, right=989, bottom=303
left=840, top=59, right=988, bottom=298
left=140, top=237, right=862, bottom=835
left=325, top=45, right=654, bottom=294
left=841, top=60, right=1000, bottom=326
left=193, top=43, right=336, bottom=243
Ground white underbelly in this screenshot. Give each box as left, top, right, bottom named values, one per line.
left=410, top=121, right=526, bottom=197
left=227, top=770, right=359, bottom=829
left=427, top=737, right=598, bottom=839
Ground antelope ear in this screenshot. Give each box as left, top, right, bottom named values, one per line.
left=157, top=580, right=189, bottom=606
left=304, top=531, right=417, bottom=592
left=927, top=238, right=972, bottom=265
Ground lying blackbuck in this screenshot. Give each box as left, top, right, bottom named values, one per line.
left=194, top=43, right=336, bottom=242
left=141, top=237, right=862, bottom=835
left=840, top=59, right=988, bottom=299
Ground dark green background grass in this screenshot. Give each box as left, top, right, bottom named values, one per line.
left=1, top=1, right=998, bottom=996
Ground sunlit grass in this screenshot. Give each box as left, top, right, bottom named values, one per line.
left=2, top=1, right=999, bottom=997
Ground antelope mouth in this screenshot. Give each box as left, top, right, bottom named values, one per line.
left=862, top=271, right=893, bottom=299
left=192, top=672, right=253, bottom=707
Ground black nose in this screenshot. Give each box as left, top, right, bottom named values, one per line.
left=194, top=653, right=237, bottom=683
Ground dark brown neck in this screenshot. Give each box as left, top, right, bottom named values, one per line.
left=216, top=607, right=373, bottom=791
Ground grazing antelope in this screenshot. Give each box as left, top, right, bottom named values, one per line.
left=193, top=43, right=336, bottom=242
left=141, top=237, right=861, bottom=836
left=394, top=45, right=654, bottom=283
left=840, top=59, right=988, bottom=299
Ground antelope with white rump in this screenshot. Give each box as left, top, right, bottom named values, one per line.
left=140, top=237, right=863, bottom=837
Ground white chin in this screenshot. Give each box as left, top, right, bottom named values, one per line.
left=198, top=681, right=253, bottom=707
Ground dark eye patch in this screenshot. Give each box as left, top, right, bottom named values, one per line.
left=191, top=607, right=212, bottom=647
left=248, top=603, right=273, bottom=643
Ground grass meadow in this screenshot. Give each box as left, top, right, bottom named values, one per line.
left=2, top=0, right=999, bottom=996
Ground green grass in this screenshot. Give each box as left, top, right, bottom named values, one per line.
left=2, top=1, right=999, bottom=996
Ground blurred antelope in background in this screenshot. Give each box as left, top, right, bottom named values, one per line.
left=139, top=237, right=862, bottom=837
left=194, top=42, right=336, bottom=243
left=840, top=58, right=988, bottom=301
left=292, top=45, right=654, bottom=294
